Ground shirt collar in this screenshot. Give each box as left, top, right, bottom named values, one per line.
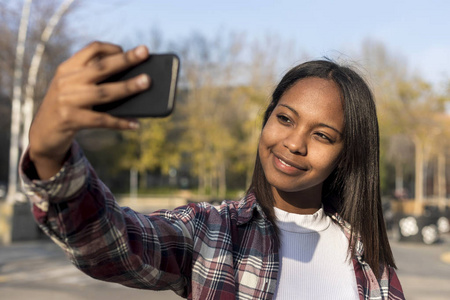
left=324, top=205, right=364, bottom=258
left=236, top=192, right=364, bottom=259
left=236, top=192, right=267, bottom=226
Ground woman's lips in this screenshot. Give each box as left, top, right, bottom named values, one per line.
left=273, top=154, right=307, bottom=175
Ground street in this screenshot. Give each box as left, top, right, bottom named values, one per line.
left=1, top=236, right=449, bottom=299
left=0, top=240, right=182, bottom=300
left=390, top=237, right=450, bottom=300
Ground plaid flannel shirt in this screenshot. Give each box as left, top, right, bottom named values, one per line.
left=20, top=143, right=404, bottom=300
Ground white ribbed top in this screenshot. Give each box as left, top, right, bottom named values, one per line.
left=273, top=207, right=359, bottom=300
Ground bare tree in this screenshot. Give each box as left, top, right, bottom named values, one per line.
left=21, top=0, right=76, bottom=152
left=359, top=40, right=449, bottom=215
left=386, top=134, right=414, bottom=198
left=1, top=0, right=77, bottom=202
left=6, top=0, right=32, bottom=203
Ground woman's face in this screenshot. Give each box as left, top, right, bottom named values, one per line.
left=258, top=77, right=344, bottom=195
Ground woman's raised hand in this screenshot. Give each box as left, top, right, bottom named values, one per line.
left=28, top=41, right=150, bottom=179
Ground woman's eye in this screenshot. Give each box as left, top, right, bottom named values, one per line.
left=277, top=115, right=291, bottom=124
left=315, top=132, right=334, bottom=143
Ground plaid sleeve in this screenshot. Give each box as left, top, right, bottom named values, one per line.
left=19, top=143, right=194, bottom=297
left=20, top=142, right=88, bottom=214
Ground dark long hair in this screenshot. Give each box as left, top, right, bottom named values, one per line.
left=248, top=60, right=396, bottom=278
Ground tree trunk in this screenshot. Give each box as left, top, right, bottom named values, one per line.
left=414, top=137, right=424, bottom=215
left=140, top=170, right=148, bottom=190
left=395, top=161, right=404, bottom=194
left=21, top=0, right=76, bottom=151
left=218, top=161, right=227, bottom=199
left=7, top=0, right=32, bottom=204
left=197, top=160, right=204, bottom=196
left=206, top=171, right=213, bottom=196
left=437, top=153, right=447, bottom=213
left=211, top=167, right=218, bottom=197
left=130, top=168, right=138, bottom=202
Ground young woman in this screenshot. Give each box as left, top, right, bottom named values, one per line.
left=20, top=42, right=404, bottom=299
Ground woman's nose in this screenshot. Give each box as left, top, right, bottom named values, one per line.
left=283, top=132, right=307, bottom=155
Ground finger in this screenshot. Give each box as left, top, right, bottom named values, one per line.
left=68, top=109, right=140, bottom=131
left=75, top=45, right=149, bottom=84
left=59, top=74, right=151, bottom=108
left=57, top=42, right=124, bottom=75
left=73, top=41, right=123, bottom=66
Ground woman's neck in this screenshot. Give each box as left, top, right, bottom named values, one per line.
left=272, top=184, right=323, bottom=214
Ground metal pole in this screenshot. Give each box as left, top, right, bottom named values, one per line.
left=6, top=0, right=33, bottom=204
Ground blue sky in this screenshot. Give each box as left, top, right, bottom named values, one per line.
left=69, top=0, right=450, bottom=89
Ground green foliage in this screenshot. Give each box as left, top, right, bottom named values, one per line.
left=119, top=117, right=181, bottom=175
left=360, top=40, right=449, bottom=199
left=77, top=34, right=449, bottom=201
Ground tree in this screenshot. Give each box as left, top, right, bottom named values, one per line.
left=118, top=117, right=181, bottom=188
left=381, top=77, right=444, bottom=214
left=171, top=32, right=299, bottom=198
left=173, top=32, right=245, bottom=198
left=429, top=104, right=450, bottom=212
left=21, top=0, right=76, bottom=152
left=5, top=0, right=32, bottom=203
left=352, top=40, right=407, bottom=195
left=358, top=40, right=449, bottom=215
left=0, top=0, right=77, bottom=202
left=229, top=35, right=288, bottom=189
left=385, top=134, right=414, bottom=197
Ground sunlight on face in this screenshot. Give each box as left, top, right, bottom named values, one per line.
left=258, top=77, right=344, bottom=200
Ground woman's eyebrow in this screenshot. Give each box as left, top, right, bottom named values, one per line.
left=278, top=103, right=343, bottom=136
left=279, top=104, right=299, bottom=117
left=317, top=123, right=343, bottom=136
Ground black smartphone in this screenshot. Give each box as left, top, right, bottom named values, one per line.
left=93, top=53, right=180, bottom=118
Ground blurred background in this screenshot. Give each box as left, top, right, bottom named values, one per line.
left=0, top=0, right=449, bottom=299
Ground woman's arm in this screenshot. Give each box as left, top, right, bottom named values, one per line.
left=20, top=42, right=194, bottom=296
left=20, top=142, right=194, bottom=296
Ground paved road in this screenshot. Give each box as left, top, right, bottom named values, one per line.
left=0, top=241, right=182, bottom=300
left=1, top=236, right=449, bottom=299
left=390, top=236, right=450, bottom=300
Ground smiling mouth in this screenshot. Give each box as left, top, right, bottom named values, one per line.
left=274, top=155, right=308, bottom=173
left=278, top=158, right=293, bottom=167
